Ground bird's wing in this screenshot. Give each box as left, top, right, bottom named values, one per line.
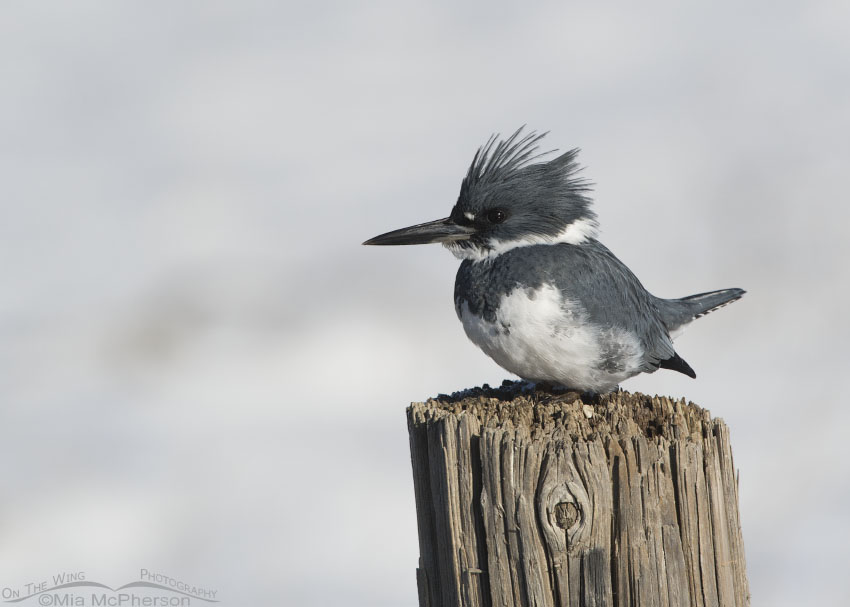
left=541, top=242, right=677, bottom=372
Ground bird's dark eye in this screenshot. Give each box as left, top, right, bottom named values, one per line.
left=486, top=209, right=507, bottom=224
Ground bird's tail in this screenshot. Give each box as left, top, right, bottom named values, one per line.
left=656, top=288, right=746, bottom=336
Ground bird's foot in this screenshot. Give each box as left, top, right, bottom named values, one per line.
left=520, top=380, right=562, bottom=394
left=508, top=380, right=615, bottom=405
left=522, top=380, right=588, bottom=402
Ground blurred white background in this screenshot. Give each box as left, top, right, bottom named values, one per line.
left=2, top=1, right=848, bottom=605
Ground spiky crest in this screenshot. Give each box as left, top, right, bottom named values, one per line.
left=465, top=127, right=555, bottom=187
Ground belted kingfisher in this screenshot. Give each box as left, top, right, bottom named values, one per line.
left=364, top=129, right=744, bottom=393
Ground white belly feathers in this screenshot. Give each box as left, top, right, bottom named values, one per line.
left=456, top=283, right=644, bottom=392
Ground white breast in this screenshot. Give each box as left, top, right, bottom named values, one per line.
left=456, top=284, right=644, bottom=392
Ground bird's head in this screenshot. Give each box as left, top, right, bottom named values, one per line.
left=364, top=128, right=598, bottom=260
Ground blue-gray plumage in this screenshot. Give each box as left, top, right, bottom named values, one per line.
left=364, top=128, right=745, bottom=392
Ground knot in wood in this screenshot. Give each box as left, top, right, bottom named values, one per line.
left=554, top=501, right=580, bottom=529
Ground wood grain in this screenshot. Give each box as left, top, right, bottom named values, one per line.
left=407, top=385, right=749, bottom=607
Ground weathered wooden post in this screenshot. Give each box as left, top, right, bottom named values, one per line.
left=407, top=383, right=749, bottom=607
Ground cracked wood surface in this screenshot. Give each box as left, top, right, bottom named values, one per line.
left=407, top=383, right=749, bottom=607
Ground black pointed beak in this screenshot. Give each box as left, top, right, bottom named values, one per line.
left=363, top=217, right=475, bottom=246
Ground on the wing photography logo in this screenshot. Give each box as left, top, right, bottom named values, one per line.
left=2, top=570, right=219, bottom=606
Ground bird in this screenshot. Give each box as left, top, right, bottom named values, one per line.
left=363, top=128, right=744, bottom=393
